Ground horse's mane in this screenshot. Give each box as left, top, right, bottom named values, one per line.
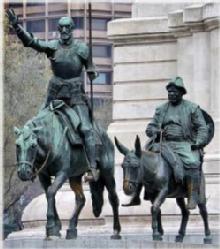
left=25, top=108, right=53, bottom=129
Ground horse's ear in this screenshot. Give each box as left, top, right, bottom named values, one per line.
left=135, top=135, right=142, bottom=158
left=14, top=126, right=21, bottom=136
left=114, top=137, right=129, bottom=155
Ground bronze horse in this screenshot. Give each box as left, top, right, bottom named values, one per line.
left=115, top=136, right=212, bottom=244
left=14, top=106, right=121, bottom=240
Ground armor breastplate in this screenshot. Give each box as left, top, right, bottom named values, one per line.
left=50, top=42, right=83, bottom=79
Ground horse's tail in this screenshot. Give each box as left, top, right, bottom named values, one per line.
left=94, top=122, right=115, bottom=171
left=89, top=179, right=105, bottom=217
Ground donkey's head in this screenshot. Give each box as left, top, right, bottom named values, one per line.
left=14, top=125, right=41, bottom=181
left=115, top=136, right=142, bottom=196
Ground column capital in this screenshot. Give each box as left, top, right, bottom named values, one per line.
left=168, top=3, right=220, bottom=37
left=108, top=17, right=176, bottom=46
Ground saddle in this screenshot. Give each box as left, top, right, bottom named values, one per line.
left=145, top=140, right=184, bottom=183
left=48, top=100, right=102, bottom=147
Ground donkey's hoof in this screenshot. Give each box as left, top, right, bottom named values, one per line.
left=204, top=237, right=212, bottom=244
left=153, top=234, right=162, bottom=241
left=175, top=235, right=183, bottom=243
left=66, top=228, right=77, bottom=240
left=111, top=234, right=121, bottom=240
left=45, top=235, right=61, bottom=241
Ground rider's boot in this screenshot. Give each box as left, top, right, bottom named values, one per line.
left=122, top=184, right=142, bottom=206
left=83, top=131, right=100, bottom=182
left=186, top=172, right=199, bottom=210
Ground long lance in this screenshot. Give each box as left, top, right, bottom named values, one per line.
left=88, top=2, right=94, bottom=125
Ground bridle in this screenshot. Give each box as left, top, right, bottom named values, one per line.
left=17, top=150, right=50, bottom=180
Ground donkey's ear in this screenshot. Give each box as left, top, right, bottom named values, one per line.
left=135, top=135, right=142, bottom=158
left=14, top=126, right=21, bottom=136
left=32, top=126, right=42, bottom=133
left=114, top=137, right=129, bottom=155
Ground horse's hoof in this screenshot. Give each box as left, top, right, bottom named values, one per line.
left=45, top=235, right=61, bottom=241
left=175, top=235, right=183, bottom=243
left=111, top=234, right=121, bottom=240
left=46, top=226, right=61, bottom=237
left=204, top=237, right=212, bottom=244
left=66, top=228, right=77, bottom=240
left=153, top=234, right=162, bottom=241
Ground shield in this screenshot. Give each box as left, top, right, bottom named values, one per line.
left=201, top=108, right=215, bottom=146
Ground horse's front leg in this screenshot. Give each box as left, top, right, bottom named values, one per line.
left=46, top=173, right=67, bottom=238
left=104, top=173, right=121, bottom=240
left=151, top=187, right=167, bottom=241
left=66, top=176, right=85, bottom=240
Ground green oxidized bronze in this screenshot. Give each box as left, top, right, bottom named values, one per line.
left=115, top=77, right=214, bottom=244
left=8, top=9, right=121, bottom=240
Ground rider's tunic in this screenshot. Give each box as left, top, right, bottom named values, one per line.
left=146, top=100, right=208, bottom=168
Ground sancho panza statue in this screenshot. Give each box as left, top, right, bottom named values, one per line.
left=7, top=9, right=99, bottom=182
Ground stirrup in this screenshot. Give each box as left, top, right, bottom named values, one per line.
left=84, top=169, right=100, bottom=182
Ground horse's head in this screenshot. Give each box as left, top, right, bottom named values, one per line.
left=14, top=125, right=41, bottom=181
left=115, top=136, right=142, bottom=196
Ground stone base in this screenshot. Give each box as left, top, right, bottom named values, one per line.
left=4, top=224, right=220, bottom=249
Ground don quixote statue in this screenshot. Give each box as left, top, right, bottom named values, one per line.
left=7, top=7, right=121, bottom=240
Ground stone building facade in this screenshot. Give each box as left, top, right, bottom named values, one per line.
left=108, top=2, right=220, bottom=220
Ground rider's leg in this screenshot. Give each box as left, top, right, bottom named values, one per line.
left=185, top=168, right=200, bottom=210
left=75, top=105, right=99, bottom=182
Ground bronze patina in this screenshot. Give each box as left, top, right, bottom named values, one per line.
left=7, top=9, right=121, bottom=240
left=115, top=77, right=214, bottom=244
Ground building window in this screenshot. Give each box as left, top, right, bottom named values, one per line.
left=93, top=45, right=112, bottom=58
left=48, top=18, right=60, bottom=32
left=92, top=72, right=112, bottom=85
left=72, top=17, right=84, bottom=29
left=26, top=20, right=45, bottom=33
left=88, top=18, right=110, bottom=31
left=8, top=3, right=23, bottom=8
left=26, top=2, right=45, bottom=7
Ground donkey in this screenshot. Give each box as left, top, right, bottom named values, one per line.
left=115, top=136, right=212, bottom=244
left=14, top=106, right=121, bottom=240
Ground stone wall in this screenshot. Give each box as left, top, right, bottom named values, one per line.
left=107, top=2, right=220, bottom=218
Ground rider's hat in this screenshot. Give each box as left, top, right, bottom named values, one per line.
left=166, top=76, right=187, bottom=95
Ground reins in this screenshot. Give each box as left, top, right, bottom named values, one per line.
left=32, top=150, right=51, bottom=178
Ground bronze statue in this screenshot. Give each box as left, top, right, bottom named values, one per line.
left=123, top=77, right=214, bottom=210
left=14, top=104, right=121, bottom=239
left=7, top=9, right=121, bottom=240
left=7, top=9, right=99, bottom=182
left=115, top=77, right=214, bottom=243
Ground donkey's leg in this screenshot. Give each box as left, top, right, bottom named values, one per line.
left=198, top=203, right=212, bottom=244
left=66, top=175, right=85, bottom=240
left=175, top=198, right=190, bottom=243
left=46, top=173, right=67, bottom=238
left=151, top=188, right=168, bottom=241
left=104, top=172, right=121, bottom=240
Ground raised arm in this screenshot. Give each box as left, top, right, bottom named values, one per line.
left=6, top=9, right=56, bottom=58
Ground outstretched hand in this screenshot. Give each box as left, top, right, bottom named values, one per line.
left=6, top=9, right=18, bottom=26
